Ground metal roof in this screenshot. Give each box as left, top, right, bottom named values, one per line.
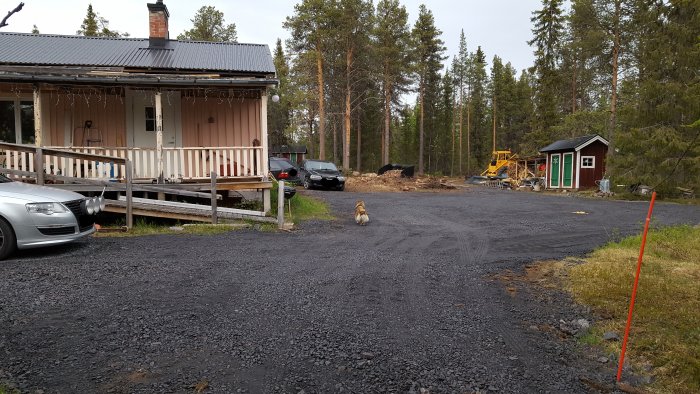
left=0, top=33, right=275, bottom=75
left=539, top=134, right=608, bottom=153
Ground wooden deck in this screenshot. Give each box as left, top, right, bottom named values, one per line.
left=0, top=142, right=275, bottom=227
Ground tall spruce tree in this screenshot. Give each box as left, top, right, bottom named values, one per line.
left=412, top=4, right=445, bottom=175
left=469, top=47, right=489, bottom=168
left=454, top=30, right=470, bottom=175
left=526, top=0, right=566, bottom=152
left=77, top=4, right=128, bottom=37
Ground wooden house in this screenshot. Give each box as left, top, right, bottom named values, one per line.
left=539, top=134, right=609, bottom=190
left=0, top=1, right=277, bottom=210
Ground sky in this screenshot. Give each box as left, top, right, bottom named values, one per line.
left=4, top=0, right=542, bottom=74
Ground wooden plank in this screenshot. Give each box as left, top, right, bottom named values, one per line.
left=211, top=171, right=218, bottom=224
left=116, top=196, right=266, bottom=217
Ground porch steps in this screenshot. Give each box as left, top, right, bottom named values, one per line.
left=106, top=196, right=275, bottom=224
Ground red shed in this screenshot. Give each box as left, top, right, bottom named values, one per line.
left=539, top=134, right=609, bottom=190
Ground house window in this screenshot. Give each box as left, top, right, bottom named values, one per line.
left=145, top=107, right=155, bottom=132
left=0, top=99, right=35, bottom=144
left=581, top=156, right=595, bottom=168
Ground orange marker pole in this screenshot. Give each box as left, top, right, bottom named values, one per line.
left=616, top=191, right=657, bottom=382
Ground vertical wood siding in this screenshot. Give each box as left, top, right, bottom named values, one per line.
left=42, top=92, right=126, bottom=147
left=579, top=142, right=608, bottom=188
left=181, top=98, right=261, bottom=147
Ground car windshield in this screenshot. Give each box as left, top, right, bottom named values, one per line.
left=0, top=174, right=12, bottom=183
left=271, top=158, right=296, bottom=171
left=306, top=161, right=338, bottom=171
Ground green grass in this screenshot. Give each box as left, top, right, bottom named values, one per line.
left=95, top=218, right=243, bottom=237
left=567, top=225, right=700, bottom=393
left=269, top=182, right=333, bottom=222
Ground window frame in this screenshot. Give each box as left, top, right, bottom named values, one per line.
left=0, top=96, right=34, bottom=144
left=581, top=156, right=595, bottom=169
left=145, top=106, right=156, bottom=132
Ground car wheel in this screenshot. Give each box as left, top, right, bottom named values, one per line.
left=337, top=184, right=345, bottom=191
left=0, top=218, right=17, bottom=261
left=303, top=178, right=311, bottom=190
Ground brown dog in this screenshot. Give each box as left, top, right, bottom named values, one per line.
left=354, top=200, right=369, bottom=225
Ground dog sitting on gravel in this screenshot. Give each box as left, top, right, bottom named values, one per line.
left=354, top=200, right=369, bottom=226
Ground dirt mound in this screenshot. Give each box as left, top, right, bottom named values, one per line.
left=345, top=170, right=462, bottom=192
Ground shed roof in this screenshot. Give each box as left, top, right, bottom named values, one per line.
left=270, top=145, right=307, bottom=154
left=0, top=32, right=275, bottom=75
left=539, top=134, right=609, bottom=153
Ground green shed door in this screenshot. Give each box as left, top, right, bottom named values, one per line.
left=563, top=153, right=573, bottom=188
left=550, top=154, right=560, bottom=188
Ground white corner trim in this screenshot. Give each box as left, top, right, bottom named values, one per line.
left=575, top=151, right=581, bottom=189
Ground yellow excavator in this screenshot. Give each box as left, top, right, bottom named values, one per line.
left=482, top=150, right=517, bottom=178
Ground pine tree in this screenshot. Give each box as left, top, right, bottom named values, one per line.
left=374, top=0, right=412, bottom=166
left=284, top=0, right=335, bottom=160
left=336, top=0, right=373, bottom=170
left=412, top=4, right=445, bottom=175
left=178, top=6, right=237, bottom=42
left=268, top=39, right=293, bottom=148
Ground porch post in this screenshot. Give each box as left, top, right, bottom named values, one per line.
left=261, top=90, right=270, bottom=214
left=261, top=91, right=269, bottom=174
left=155, top=91, right=164, bottom=183
left=33, top=84, right=42, bottom=146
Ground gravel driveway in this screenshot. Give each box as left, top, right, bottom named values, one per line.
left=1, top=187, right=699, bottom=393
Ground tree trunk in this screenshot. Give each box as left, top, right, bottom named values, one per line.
left=383, top=78, right=392, bottom=165
left=459, top=92, right=463, bottom=175
left=307, top=115, right=314, bottom=158
left=418, top=82, right=425, bottom=175
left=451, top=101, right=456, bottom=177
left=333, top=118, right=338, bottom=163
left=492, top=98, right=497, bottom=152
left=317, top=51, right=326, bottom=160
left=571, top=55, right=577, bottom=114
left=356, top=109, right=361, bottom=171
left=344, top=47, right=353, bottom=171
left=608, top=0, right=620, bottom=161
left=466, top=99, right=471, bottom=175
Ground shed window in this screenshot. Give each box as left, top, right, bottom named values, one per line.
left=581, top=156, right=595, bottom=168
left=145, top=107, right=155, bottom=132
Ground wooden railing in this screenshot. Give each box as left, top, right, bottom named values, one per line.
left=0, top=141, right=134, bottom=228
left=1, top=145, right=266, bottom=182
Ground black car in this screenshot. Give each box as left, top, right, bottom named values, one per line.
left=269, top=157, right=300, bottom=184
left=298, top=159, right=345, bottom=191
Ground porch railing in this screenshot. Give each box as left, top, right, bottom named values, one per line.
left=0, top=145, right=266, bottom=181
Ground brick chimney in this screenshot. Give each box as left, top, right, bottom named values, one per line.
left=147, top=0, right=169, bottom=47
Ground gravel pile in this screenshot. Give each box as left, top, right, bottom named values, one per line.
left=1, top=187, right=698, bottom=393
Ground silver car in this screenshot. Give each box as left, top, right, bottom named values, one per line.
left=0, top=174, right=104, bottom=260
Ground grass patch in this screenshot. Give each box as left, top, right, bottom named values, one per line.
left=269, top=182, right=333, bottom=222
left=567, top=225, right=700, bottom=393
left=95, top=218, right=245, bottom=237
